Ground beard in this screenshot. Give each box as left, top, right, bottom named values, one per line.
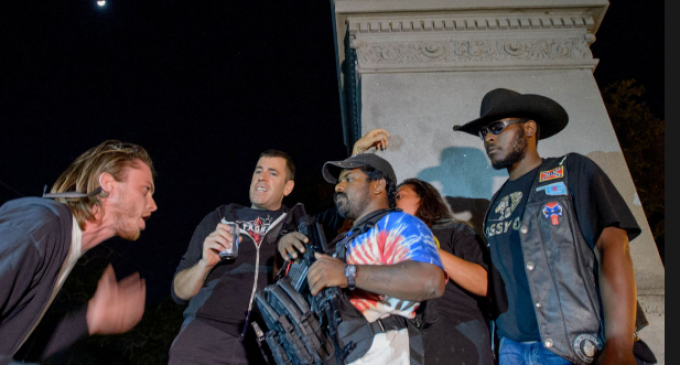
left=491, top=128, right=527, bottom=170
left=335, top=192, right=351, bottom=219
left=114, top=209, right=141, bottom=241
left=111, top=191, right=142, bottom=241
left=118, top=226, right=141, bottom=241
left=334, top=190, right=370, bottom=221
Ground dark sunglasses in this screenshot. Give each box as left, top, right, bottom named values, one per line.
left=478, top=118, right=524, bottom=140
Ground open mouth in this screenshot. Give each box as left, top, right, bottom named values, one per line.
left=139, top=216, right=149, bottom=230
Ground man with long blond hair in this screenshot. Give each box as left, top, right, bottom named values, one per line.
left=0, top=140, right=158, bottom=364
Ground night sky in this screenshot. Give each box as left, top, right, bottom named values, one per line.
left=0, top=0, right=664, bottom=305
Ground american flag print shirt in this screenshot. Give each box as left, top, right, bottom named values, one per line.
left=345, top=212, right=444, bottom=323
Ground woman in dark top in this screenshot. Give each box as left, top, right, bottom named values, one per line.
left=396, top=178, right=494, bottom=365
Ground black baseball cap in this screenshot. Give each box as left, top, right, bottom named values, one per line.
left=322, top=153, right=397, bottom=184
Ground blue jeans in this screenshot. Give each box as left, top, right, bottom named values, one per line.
left=499, top=337, right=573, bottom=365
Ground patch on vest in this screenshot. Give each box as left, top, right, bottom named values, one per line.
left=536, top=182, right=567, bottom=196
left=573, top=334, right=603, bottom=363
left=542, top=202, right=563, bottom=225
left=539, top=166, right=564, bottom=182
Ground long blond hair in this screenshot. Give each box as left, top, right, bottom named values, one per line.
left=51, top=140, right=155, bottom=229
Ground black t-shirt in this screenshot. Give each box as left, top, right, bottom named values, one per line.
left=486, top=165, right=540, bottom=341
left=172, top=205, right=286, bottom=335
left=486, top=154, right=641, bottom=342
left=424, top=222, right=494, bottom=365
left=232, top=206, right=286, bottom=246
left=171, top=203, right=347, bottom=336
left=431, top=222, right=489, bottom=325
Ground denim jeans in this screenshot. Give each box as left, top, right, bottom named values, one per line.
left=499, top=337, right=573, bottom=365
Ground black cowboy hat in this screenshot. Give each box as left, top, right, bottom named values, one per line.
left=453, top=88, right=569, bottom=140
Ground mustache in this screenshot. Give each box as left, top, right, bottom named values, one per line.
left=334, top=192, right=347, bottom=202
left=485, top=145, right=499, bottom=153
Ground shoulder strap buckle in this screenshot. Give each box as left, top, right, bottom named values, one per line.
left=376, top=318, right=386, bottom=332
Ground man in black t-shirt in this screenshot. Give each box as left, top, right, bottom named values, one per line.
left=168, top=150, right=300, bottom=365
left=168, top=133, right=389, bottom=365
left=454, top=88, right=640, bottom=365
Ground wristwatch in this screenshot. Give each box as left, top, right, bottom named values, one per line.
left=344, top=264, right=357, bottom=290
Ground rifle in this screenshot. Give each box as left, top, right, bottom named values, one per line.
left=285, top=214, right=330, bottom=292
left=255, top=208, right=340, bottom=365
left=258, top=207, right=432, bottom=365
left=294, top=216, right=353, bottom=364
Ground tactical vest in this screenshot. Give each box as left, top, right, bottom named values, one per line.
left=484, top=154, right=604, bottom=364
left=255, top=208, right=430, bottom=365
left=332, top=209, right=426, bottom=365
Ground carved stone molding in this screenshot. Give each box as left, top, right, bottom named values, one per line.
left=348, top=15, right=595, bottom=35
left=351, top=33, right=597, bottom=72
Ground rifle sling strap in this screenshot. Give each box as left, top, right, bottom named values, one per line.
left=367, top=315, right=409, bottom=334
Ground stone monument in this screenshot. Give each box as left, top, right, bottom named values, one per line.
left=329, top=0, right=664, bottom=363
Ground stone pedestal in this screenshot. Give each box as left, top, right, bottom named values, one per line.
left=330, top=0, right=664, bottom=363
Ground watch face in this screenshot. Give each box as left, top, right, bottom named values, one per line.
left=345, top=265, right=356, bottom=290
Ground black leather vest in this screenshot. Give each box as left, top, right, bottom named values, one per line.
left=484, top=155, right=604, bottom=364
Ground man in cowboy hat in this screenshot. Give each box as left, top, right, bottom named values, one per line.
left=454, top=88, right=641, bottom=365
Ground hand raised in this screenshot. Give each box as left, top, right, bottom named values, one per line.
left=353, top=128, right=391, bottom=154
left=86, top=264, right=146, bottom=335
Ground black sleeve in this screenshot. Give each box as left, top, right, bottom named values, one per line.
left=566, top=154, right=641, bottom=247
left=313, top=204, right=348, bottom=243
left=438, top=223, right=489, bottom=271
left=0, top=226, right=43, bottom=359
left=14, top=306, right=89, bottom=362
left=0, top=202, right=85, bottom=362
left=0, top=227, right=36, bottom=322
left=170, top=208, right=222, bottom=304
left=454, top=223, right=490, bottom=271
